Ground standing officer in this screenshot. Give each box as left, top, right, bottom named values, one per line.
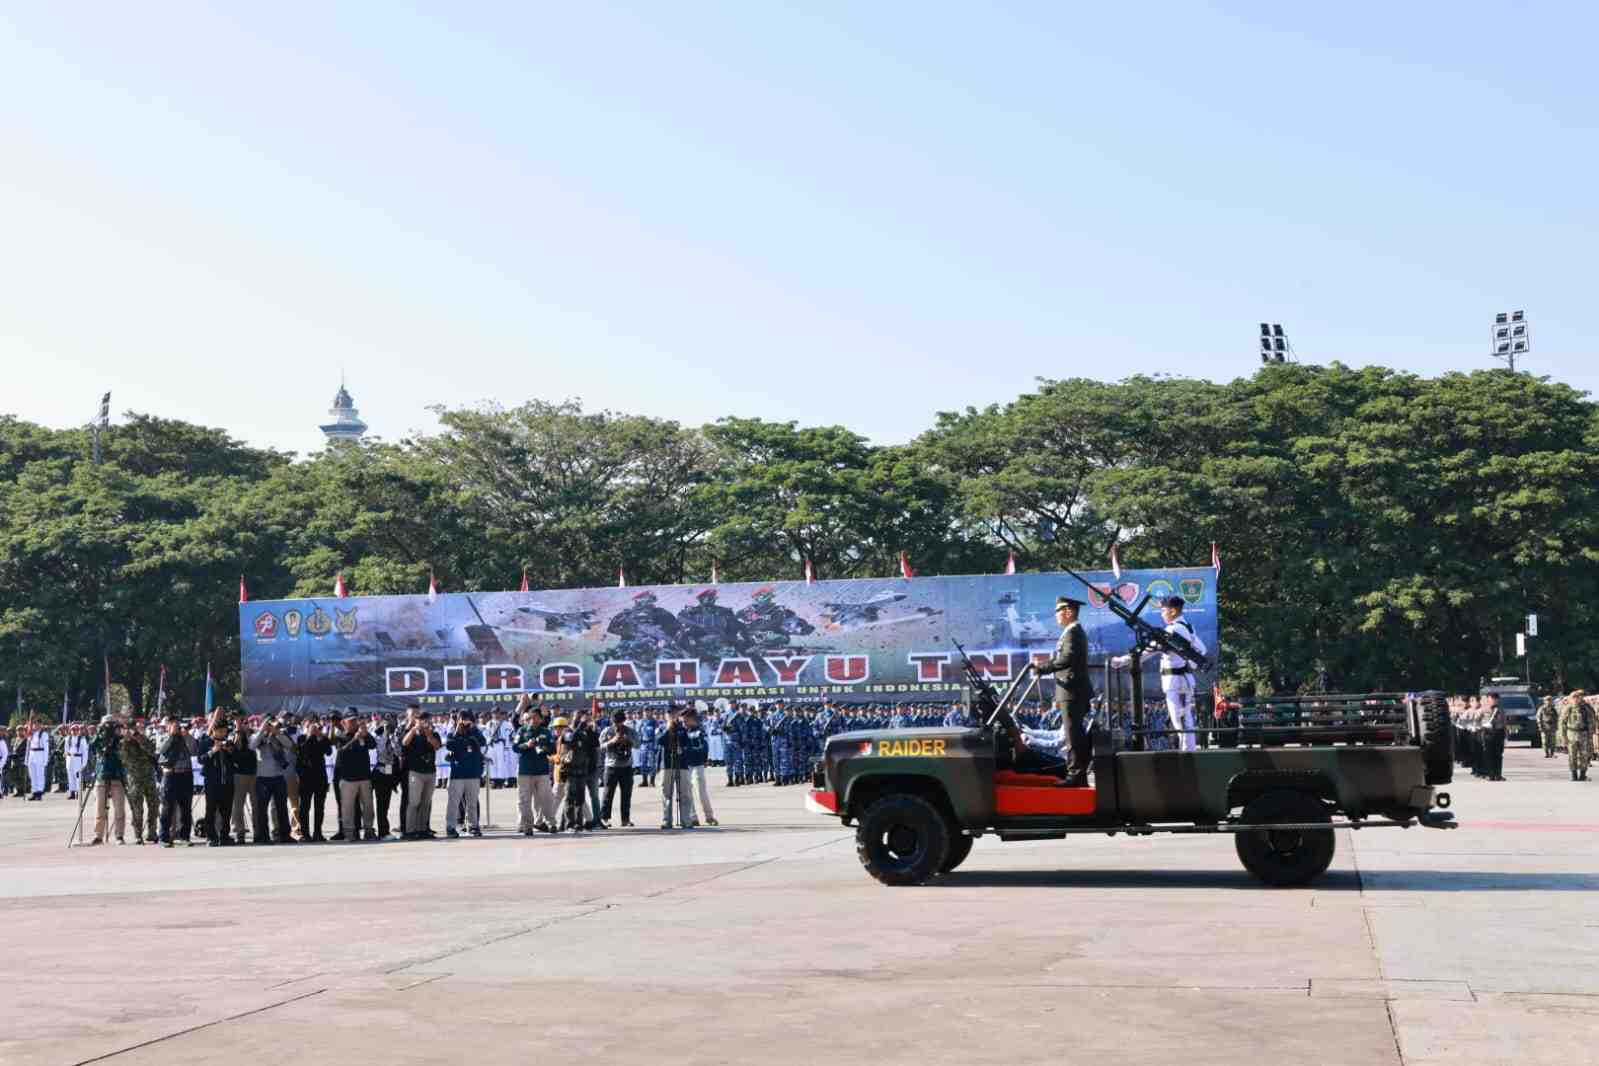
left=1041, top=595, right=1092, bottom=786
left=1560, top=691, right=1594, bottom=781
left=25, top=717, right=51, bottom=800
left=1483, top=694, right=1507, bottom=781
left=1537, top=696, right=1560, bottom=758
left=63, top=724, right=89, bottom=799
left=1157, top=596, right=1207, bottom=753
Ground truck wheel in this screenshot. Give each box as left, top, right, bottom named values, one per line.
left=1235, top=790, right=1335, bottom=887
left=940, top=833, right=974, bottom=874
left=1416, top=693, right=1453, bottom=785
left=856, top=794, right=951, bottom=886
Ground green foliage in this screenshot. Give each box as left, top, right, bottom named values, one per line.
left=2, top=368, right=1596, bottom=715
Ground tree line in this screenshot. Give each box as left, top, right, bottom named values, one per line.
left=3, top=363, right=1595, bottom=718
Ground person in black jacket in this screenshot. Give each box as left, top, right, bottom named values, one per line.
left=657, top=706, right=698, bottom=830
left=197, top=712, right=236, bottom=847
left=555, top=712, right=598, bottom=834
left=334, top=715, right=377, bottom=842
left=295, top=720, right=333, bottom=841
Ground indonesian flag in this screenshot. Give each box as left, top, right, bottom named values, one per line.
left=238, top=575, right=249, bottom=604
left=1211, top=542, right=1221, bottom=575
left=427, top=571, right=439, bottom=604
left=334, top=572, right=348, bottom=598
left=1110, top=543, right=1122, bottom=580
left=618, top=566, right=627, bottom=588
left=156, top=665, right=167, bottom=715
left=899, top=551, right=914, bottom=579
left=711, top=560, right=720, bottom=584
left=520, top=567, right=530, bottom=593
left=1003, top=551, right=1016, bottom=576
left=803, top=558, right=815, bottom=584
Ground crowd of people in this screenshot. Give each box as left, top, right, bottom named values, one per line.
left=1447, top=691, right=1598, bottom=782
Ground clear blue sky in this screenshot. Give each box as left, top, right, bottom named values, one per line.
left=3, top=3, right=1595, bottom=454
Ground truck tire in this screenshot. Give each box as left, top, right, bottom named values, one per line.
left=1417, top=692, right=1453, bottom=785
left=856, top=793, right=952, bottom=886
left=1235, top=790, right=1335, bottom=887
left=940, top=833, right=974, bottom=874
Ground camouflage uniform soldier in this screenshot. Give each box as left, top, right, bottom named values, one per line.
left=1558, top=692, right=1594, bottom=782
left=1537, top=697, right=1560, bottom=758
left=121, top=721, right=161, bottom=842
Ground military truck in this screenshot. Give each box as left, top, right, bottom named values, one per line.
left=807, top=657, right=1456, bottom=887
left=1480, top=676, right=1538, bottom=745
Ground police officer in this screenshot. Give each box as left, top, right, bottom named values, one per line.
left=1040, top=595, right=1092, bottom=785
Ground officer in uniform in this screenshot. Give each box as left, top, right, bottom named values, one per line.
left=1158, top=596, right=1208, bottom=754
left=25, top=718, right=51, bottom=800
left=1560, top=691, right=1594, bottom=782
left=1537, top=696, right=1559, bottom=758
left=1040, top=595, right=1092, bottom=786
left=64, top=724, right=89, bottom=799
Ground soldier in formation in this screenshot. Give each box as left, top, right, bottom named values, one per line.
left=1537, top=696, right=1560, bottom=758
left=1559, top=691, right=1594, bottom=782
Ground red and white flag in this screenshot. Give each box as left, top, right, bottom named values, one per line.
left=1003, top=551, right=1016, bottom=576
left=803, top=558, right=815, bottom=584
left=618, top=566, right=627, bottom=588
left=427, top=570, right=439, bottom=604
left=899, top=551, right=914, bottom=579
left=156, top=664, right=166, bottom=716
left=519, top=567, right=529, bottom=593
left=238, top=575, right=249, bottom=604
left=1211, top=542, right=1221, bottom=575
left=1110, top=543, right=1122, bottom=580
left=334, top=572, right=348, bottom=598
left=711, top=560, right=720, bottom=584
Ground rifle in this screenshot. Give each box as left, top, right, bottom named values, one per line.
left=1058, top=565, right=1212, bottom=671
left=951, top=640, right=1003, bottom=721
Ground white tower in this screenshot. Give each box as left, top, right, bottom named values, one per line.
left=320, top=379, right=368, bottom=445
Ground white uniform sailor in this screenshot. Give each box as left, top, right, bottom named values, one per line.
left=485, top=712, right=514, bottom=783
left=1158, top=596, right=1208, bottom=754
left=26, top=723, right=51, bottom=798
left=0, top=734, right=10, bottom=794
left=64, top=727, right=89, bottom=796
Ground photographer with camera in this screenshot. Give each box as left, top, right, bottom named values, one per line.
left=554, top=710, right=598, bottom=833
left=197, top=709, right=236, bottom=846
left=657, top=704, right=697, bottom=830
left=228, top=719, right=258, bottom=843
left=512, top=696, right=557, bottom=835
left=249, top=715, right=297, bottom=845
left=335, top=712, right=378, bottom=842
left=295, top=717, right=333, bottom=841
left=370, top=713, right=404, bottom=838
left=598, top=708, right=635, bottom=828
left=401, top=710, right=442, bottom=839
left=87, top=715, right=128, bottom=845
left=444, top=710, right=486, bottom=838
left=156, top=715, right=195, bottom=848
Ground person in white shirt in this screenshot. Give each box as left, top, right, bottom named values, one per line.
left=64, top=724, right=90, bottom=798
left=1157, top=596, right=1209, bottom=754
left=26, top=719, right=51, bottom=800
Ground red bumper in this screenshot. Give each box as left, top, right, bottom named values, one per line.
left=805, top=789, right=840, bottom=815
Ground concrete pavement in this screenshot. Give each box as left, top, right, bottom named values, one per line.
left=1, top=744, right=1595, bottom=1065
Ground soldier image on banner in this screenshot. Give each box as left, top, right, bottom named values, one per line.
left=603, top=590, right=685, bottom=668
left=675, top=589, right=750, bottom=663
left=736, top=587, right=815, bottom=653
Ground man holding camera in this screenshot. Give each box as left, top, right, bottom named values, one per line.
left=657, top=705, right=697, bottom=830
left=335, top=713, right=378, bottom=842
left=197, top=710, right=236, bottom=846
left=555, top=711, right=598, bottom=833
left=599, top=709, right=635, bottom=828
left=249, top=715, right=297, bottom=844
left=295, top=718, right=333, bottom=841
left=402, top=710, right=442, bottom=839
left=88, top=715, right=128, bottom=845
left=512, top=697, right=557, bottom=835
left=156, top=715, right=196, bottom=847
left=445, top=710, right=487, bottom=838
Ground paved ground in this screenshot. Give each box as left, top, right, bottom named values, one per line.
left=2, top=745, right=1596, bottom=1066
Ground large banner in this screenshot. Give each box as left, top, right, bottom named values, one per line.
left=238, top=568, right=1218, bottom=713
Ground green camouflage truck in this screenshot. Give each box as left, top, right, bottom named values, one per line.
left=806, top=661, right=1456, bottom=887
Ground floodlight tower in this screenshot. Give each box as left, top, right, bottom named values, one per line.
left=1258, top=323, right=1292, bottom=364
left=1490, top=310, right=1530, bottom=372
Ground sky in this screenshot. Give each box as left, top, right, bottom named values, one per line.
left=2, top=2, right=1595, bottom=455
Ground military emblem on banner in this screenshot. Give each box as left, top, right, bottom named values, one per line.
left=306, top=607, right=332, bottom=637
left=1179, top=578, right=1205, bottom=602
left=334, top=607, right=358, bottom=635
left=254, top=613, right=279, bottom=641
left=283, top=609, right=303, bottom=638
left=1145, top=579, right=1175, bottom=605
left=1088, top=582, right=1140, bottom=608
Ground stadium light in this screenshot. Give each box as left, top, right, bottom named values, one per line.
left=1258, top=322, right=1291, bottom=365
left=1490, top=310, right=1530, bottom=373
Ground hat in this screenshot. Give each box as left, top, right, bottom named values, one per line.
left=1055, top=595, right=1085, bottom=609
left=552, top=716, right=570, bottom=728
left=100, top=714, right=115, bottom=726
left=1163, top=595, right=1186, bottom=609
